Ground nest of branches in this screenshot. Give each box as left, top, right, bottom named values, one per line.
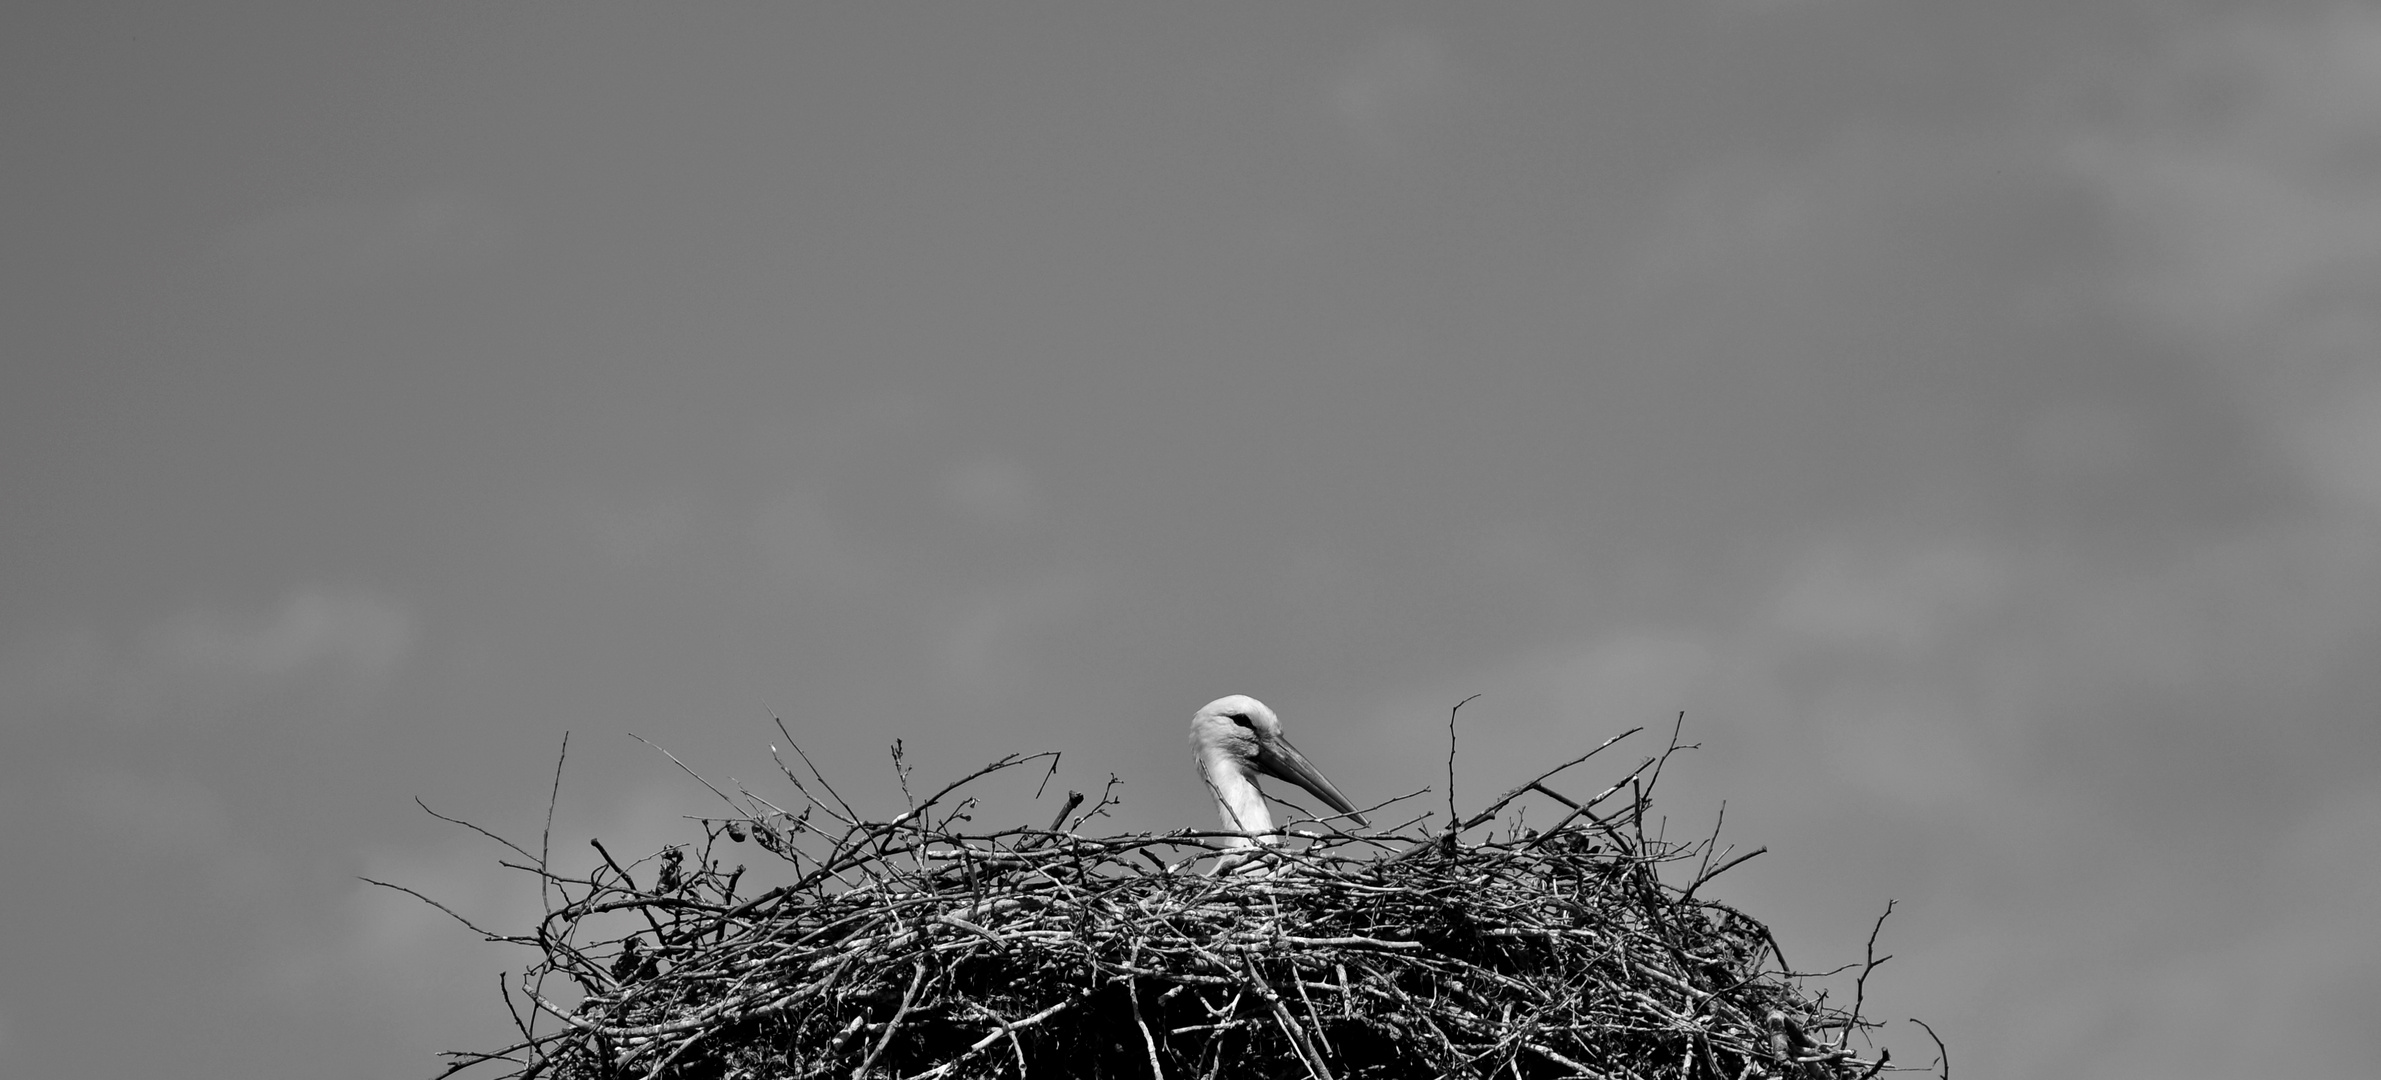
left=409, top=720, right=1937, bottom=1080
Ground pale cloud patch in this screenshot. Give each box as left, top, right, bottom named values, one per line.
left=1805, top=692, right=1996, bottom=807
left=2070, top=7, right=2381, bottom=515
left=753, top=489, right=883, bottom=592
left=1627, top=126, right=1983, bottom=304
left=1742, top=541, right=2034, bottom=811
left=1756, top=522, right=2380, bottom=774
left=743, top=393, right=933, bottom=465
left=55, top=767, right=297, bottom=930
left=145, top=589, right=415, bottom=685
left=743, top=396, right=941, bottom=592
left=1534, top=636, right=1720, bottom=733
left=2017, top=399, right=2153, bottom=485
left=585, top=496, right=700, bottom=568
left=1767, top=544, right=2006, bottom=655
left=2050, top=519, right=2381, bottom=697
left=2010, top=781, right=2381, bottom=1078
left=2269, top=780, right=2381, bottom=932
left=1631, top=146, right=1837, bottom=290
left=2, top=588, right=415, bottom=727
left=0, top=624, right=111, bottom=717
left=2291, top=364, right=2381, bottom=515
left=942, top=457, right=1044, bottom=530
left=216, top=192, right=512, bottom=306
left=1325, top=29, right=1457, bottom=155
left=940, top=571, right=1114, bottom=692
left=2071, top=9, right=2381, bottom=334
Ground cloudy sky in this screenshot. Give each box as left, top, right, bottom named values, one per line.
left=6, top=3, right=2380, bottom=1077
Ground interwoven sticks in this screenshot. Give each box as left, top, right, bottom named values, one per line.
left=420, top=730, right=1929, bottom=1080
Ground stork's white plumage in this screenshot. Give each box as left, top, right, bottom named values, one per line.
left=1189, top=695, right=1367, bottom=847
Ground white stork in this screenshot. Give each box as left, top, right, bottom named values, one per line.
left=1189, top=695, right=1367, bottom=847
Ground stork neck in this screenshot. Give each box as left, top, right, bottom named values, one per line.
left=1199, top=751, right=1275, bottom=846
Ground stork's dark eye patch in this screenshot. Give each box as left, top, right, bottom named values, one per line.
left=1228, top=713, right=1255, bottom=728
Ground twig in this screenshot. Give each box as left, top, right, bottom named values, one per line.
left=360, top=877, right=513, bottom=941
left=1909, top=1017, right=1949, bottom=1080
left=416, top=798, right=534, bottom=861
left=1680, top=845, right=1767, bottom=903
left=1847, top=899, right=1896, bottom=1047
left=852, top=962, right=928, bottom=1079
left=775, top=716, right=862, bottom=823
left=1461, top=726, right=1644, bottom=831
left=1127, top=940, right=1166, bottom=1080
left=541, top=732, right=569, bottom=915
left=1047, top=792, right=1084, bottom=834
left=1447, top=693, right=1481, bottom=834
left=629, top=733, right=739, bottom=810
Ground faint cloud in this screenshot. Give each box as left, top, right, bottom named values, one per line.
left=216, top=192, right=511, bottom=305
left=943, top=457, right=1044, bottom=530
left=0, top=625, right=110, bottom=716
left=1768, top=544, right=2005, bottom=653
left=61, top=767, right=291, bottom=909
left=2071, top=7, right=2381, bottom=514
left=744, top=393, right=933, bottom=465
left=744, top=395, right=942, bottom=591
left=2018, top=779, right=2381, bottom=1077
left=2292, top=365, right=2381, bottom=515
left=1633, top=149, right=1832, bottom=286
left=2072, top=8, right=2381, bottom=330
left=2275, top=780, right=2381, bottom=924
left=0, top=588, right=415, bottom=727
left=2018, top=399, right=2151, bottom=484
left=754, top=489, right=883, bottom=592
left=73, top=766, right=236, bottom=852
left=1723, top=540, right=2032, bottom=812
left=1814, top=695, right=1994, bottom=806
left=1627, top=125, right=1991, bottom=314
left=941, top=571, right=1112, bottom=691
left=145, top=589, right=414, bottom=684
left=1326, top=30, right=1457, bottom=155
left=2058, top=519, right=2381, bottom=693
left=586, top=496, right=699, bottom=567
left=1218, top=213, right=1327, bottom=266
left=1542, top=636, right=1717, bottom=727
left=1748, top=515, right=2381, bottom=824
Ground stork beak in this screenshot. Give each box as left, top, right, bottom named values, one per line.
left=1254, top=735, right=1369, bottom=828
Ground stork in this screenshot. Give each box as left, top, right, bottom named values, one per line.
left=1189, top=695, right=1367, bottom=847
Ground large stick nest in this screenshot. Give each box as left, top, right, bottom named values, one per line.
left=409, top=721, right=1935, bottom=1080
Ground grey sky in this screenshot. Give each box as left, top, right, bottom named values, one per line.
left=5, top=4, right=2378, bottom=1078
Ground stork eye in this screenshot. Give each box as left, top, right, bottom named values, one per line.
left=1228, top=713, right=1255, bottom=728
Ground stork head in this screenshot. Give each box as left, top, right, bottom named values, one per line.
left=1189, top=694, right=1368, bottom=831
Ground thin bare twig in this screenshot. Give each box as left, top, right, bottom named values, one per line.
left=1847, top=899, right=1897, bottom=1047
left=1446, top=693, right=1481, bottom=833
left=1909, top=1017, right=1950, bottom=1080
